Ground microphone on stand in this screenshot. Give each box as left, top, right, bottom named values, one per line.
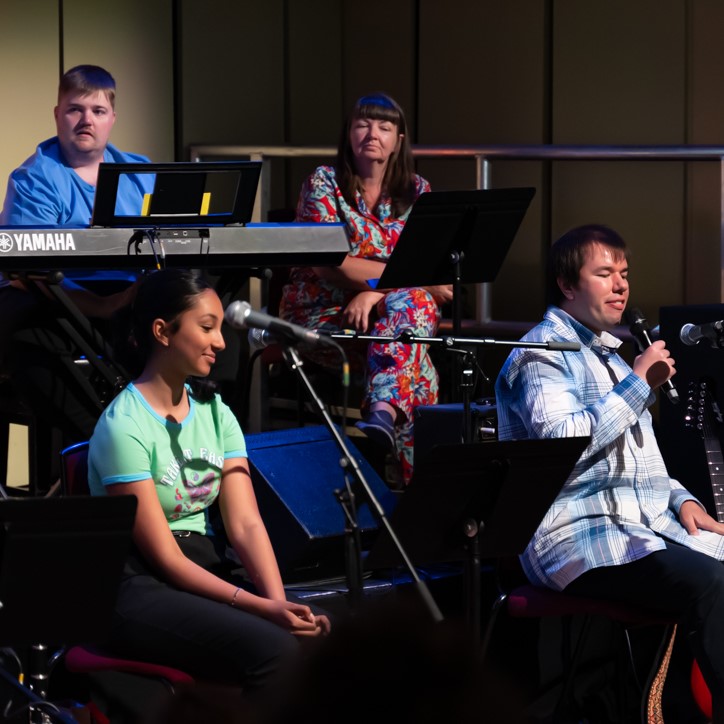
left=247, top=327, right=280, bottom=352
left=680, top=319, right=724, bottom=348
left=225, top=301, right=333, bottom=347
left=624, top=307, right=679, bottom=405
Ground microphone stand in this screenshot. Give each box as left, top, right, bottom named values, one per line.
left=327, top=330, right=581, bottom=353
left=444, top=346, right=479, bottom=444
left=327, top=331, right=579, bottom=445
left=324, top=331, right=580, bottom=635
left=279, top=343, right=443, bottom=623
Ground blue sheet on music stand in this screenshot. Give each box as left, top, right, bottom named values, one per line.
left=91, top=160, right=262, bottom=228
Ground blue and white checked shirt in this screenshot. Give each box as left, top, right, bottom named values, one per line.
left=495, top=306, right=724, bottom=591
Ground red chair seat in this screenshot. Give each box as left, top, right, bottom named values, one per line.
left=65, top=644, right=194, bottom=687
left=691, top=658, right=712, bottom=720
left=485, top=583, right=678, bottom=723
left=507, top=584, right=675, bottom=625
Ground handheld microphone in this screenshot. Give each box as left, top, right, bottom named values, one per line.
left=225, top=301, right=331, bottom=347
left=679, top=320, right=724, bottom=348
left=624, top=307, right=679, bottom=404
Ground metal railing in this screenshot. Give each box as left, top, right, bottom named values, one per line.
left=190, top=143, right=724, bottom=430
left=189, top=142, right=724, bottom=319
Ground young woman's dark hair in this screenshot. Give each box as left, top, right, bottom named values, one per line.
left=117, top=269, right=218, bottom=401
left=545, top=224, right=630, bottom=307
left=335, top=92, right=416, bottom=217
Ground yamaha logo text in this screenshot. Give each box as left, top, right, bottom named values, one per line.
left=0, top=231, right=77, bottom=253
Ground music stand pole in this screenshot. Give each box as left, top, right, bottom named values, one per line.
left=364, top=436, right=589, bottom=646
left=444, top=347, right=477, bottom=444
left=280, top=344, right=443, bottom=623
left=450, top=250, right=464, bottom=338
left=448, top=249, right=467, bottom=403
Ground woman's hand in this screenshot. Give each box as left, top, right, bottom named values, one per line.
left=423, top=284, right=454, bottom=304
left=312, top=255, right=386, bottom=291
left=257, top=599, right=330, bottom=637
left=342, top=290, right=385, bottom=332
left=311, top=614, right=332, bottom=637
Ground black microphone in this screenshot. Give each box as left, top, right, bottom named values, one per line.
left=624, top=307, right=679, bottom=404
left=225, top=301, right=332, bottom=347
left=680, top=320, right=724, bottom=348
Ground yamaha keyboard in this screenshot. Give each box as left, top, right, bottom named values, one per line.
left=0, top=223, right=350, bottom=271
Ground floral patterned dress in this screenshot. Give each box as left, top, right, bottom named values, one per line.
left=280, top=165, right=441, bottom=484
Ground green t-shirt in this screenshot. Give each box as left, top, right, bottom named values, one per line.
left=88, top=382, right=247, bottom=534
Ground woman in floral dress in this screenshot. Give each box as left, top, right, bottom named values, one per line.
left=280, top=93, right=451, bottom=486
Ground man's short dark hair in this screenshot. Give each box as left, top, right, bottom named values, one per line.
left=545, top=224, right=630, bottom=306
left=58, top=65, right=116, bottom=109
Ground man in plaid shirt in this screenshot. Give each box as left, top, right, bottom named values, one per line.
left=496, top=224, right=724, bottom=720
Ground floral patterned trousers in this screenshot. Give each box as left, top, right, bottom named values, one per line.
left=301, top=287, right=439, bottom=484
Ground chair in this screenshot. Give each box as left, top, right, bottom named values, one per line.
left=482, top=581, right=677, bottom=724
left=690, top=658, right=711, bottom=721
left=241, top=266, right=366, bottom=433
left=59, top=442, right=195, bottom=700
left=63, top=645, right=194, bottom=689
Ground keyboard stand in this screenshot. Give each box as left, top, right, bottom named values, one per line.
left=7, top=270, right=130, bottom=412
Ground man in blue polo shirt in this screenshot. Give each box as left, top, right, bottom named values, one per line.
left=1, top=64, right=151, bottom=227
left=0, top=65, right=152, bottom=461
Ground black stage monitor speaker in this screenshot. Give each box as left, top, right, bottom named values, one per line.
left=413, top=402, right=497, bottom=467
left=659, top=304, right=724, bottom=514
left=245, top=425, right=397, bottom=581
left=0, top=496, right=136, bottom=647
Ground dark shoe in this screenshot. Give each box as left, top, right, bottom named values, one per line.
left=384, top=453, right=405, bottom=491
left=355, top=410, right=395, bottom=453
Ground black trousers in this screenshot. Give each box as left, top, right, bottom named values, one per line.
left=565, top=541, right=724, bottom=721
left=106, top=533, right=324, bottom=693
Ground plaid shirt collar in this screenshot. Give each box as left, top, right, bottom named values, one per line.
left=547, top=306, right=622, bottom=357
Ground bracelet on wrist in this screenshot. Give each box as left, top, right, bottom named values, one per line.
left=230, top=587, right=241, bottom=608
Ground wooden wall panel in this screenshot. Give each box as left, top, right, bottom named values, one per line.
left=551, top=0, right=687, bottom=321
left=62, top=0, right=175, bottom=163
left=0, top=0, right=59, bottom=195
left=418, top=0, right=547, bottom=145
left=178, top=0, right=285, bottom=148
left=552, top=0, right=686, bottom=145
left=3, top=0, right=724, bottom=318
left=340, top=0, right=417, bottom=116
left=0, top=0, right=174, bottom=209
left=686, top=0, right=724, bottom=303
left=285, top=0, right=343, bottom=213
left=418, top=0, right=548, bottom=321
left=178, top=0, right=287, bottom=209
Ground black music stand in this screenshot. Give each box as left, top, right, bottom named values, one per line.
left=376, top=187, right=535, bottom=335
left=91, top=161, right=262, bottom=228
left=0, top=496, right=136, bottom=721
left=365, top=436, right=589, bottom=642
